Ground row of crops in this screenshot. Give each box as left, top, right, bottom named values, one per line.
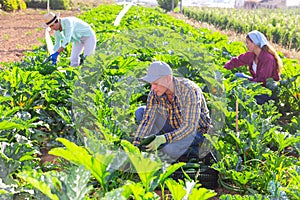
left=0, top=4, right=299, bottom=199
left=183, top=7, right=300, bottom=50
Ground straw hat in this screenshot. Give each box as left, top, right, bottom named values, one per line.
left=42, top=12, right=60, bottom=29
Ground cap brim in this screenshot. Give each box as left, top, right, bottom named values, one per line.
left=140, top=75, right=160, bottom=83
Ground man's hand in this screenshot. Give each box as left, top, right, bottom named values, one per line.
left=50, top=51, right=60, bottom=65
left=146, top=135, right=166, bottom=151
left=235, top=72, right=251, bottom=79
left=138, top=135, right=156, bottom=151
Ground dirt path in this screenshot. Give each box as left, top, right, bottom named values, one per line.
left=0, top=9, right=81, bottom=63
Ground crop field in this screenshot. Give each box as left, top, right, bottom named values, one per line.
left=0, top=4, right=299, bottom=200
left=183, top=7, right=300, bottom=51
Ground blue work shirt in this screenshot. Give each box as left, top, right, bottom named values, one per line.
left=53, top=17, right=95, bottom=51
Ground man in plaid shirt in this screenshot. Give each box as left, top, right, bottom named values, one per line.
left=133, top=61, right=211, bottom=160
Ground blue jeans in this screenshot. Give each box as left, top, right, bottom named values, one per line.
left=135, top=106, right=205, bottom=160
left=255, top=94, right=276, bottom=105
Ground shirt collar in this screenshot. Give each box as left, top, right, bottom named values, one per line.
left=173, top=77, right=179, bottom=97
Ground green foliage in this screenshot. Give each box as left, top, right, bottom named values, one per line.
left=157, top=0, right=179, bottom=12
left=165, top=179, right=186, bottom=199
left=49, top=138, right=114, bottom=192
left=2, top=0, right=18, bottom=11
left=71, top=55, right=143, bottom=143
left=204, top=75, right=299, bottom=196
left=19, top=170, right=60, bottom=200
left=1, top=67, right=44, bottom=110
left=24, top=0, right=70, bottom=10
left=165, top=179, right=217, bottom=200
left=120, top=140, right=190, bottom=199
left=18, top=165, right=92, bottom=200
left=23, top=0, right=46, bottom=9
left=183, top=7, right=300, bottom=50
left=188, top=182, right=217, bottom=200
left=18, top=0, right=26, bottom=10
left=121, top=140, right=162, bottom=192
left=49, top=0, right=70, bottom=10
left=273, top=58, right=300, bottom=116
left=0, top=64, right=77, bottom=146
left=0, top=134, right=38, bottom=197
left=100, top=187, right=128, bottom=200
left=25, top=0, right=100, bottom=10
left=1, top=0, right=26, bottom=11
left=0, top=4, right=299, bottom=199
left=220, top=194, right=265, bottom=199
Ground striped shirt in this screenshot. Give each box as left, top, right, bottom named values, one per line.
left=133, top=77, right=211, bottom=145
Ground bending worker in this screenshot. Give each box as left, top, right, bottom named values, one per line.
left=133, top=61, right=211, bottom=161
left=224, top=30, right=283, bottom=104
left=42, top=12, right=97, bottom=66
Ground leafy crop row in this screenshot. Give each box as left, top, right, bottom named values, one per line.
left=183, top=7, right=300, bottom=50
left=0, top=4, right=299, bottom=200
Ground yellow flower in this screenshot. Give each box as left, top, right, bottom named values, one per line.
left=212, top=87, right=217, bottom=94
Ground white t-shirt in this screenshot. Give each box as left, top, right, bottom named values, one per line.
left=252, top=61, right=257, bottom=74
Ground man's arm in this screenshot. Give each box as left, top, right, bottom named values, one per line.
left=133, top=92, right=158, bottom=146
left=60, top=18, right=73, bottom=49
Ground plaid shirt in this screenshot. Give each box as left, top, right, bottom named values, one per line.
left=133, top=77, right=211, bottom=145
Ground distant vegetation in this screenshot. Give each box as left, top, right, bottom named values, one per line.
left=183, top=7, right=300, bottom=50
left=0, top=0, right=26, bottom=11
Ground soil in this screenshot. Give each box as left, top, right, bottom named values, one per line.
left=0, top=9, right=82, bottom=64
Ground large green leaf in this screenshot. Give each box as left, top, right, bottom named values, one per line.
left=49, top=138, right=114, bottom=191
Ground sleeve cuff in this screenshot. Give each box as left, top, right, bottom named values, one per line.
left=133, top=137, right=141, bottom=146
left=164, top=134, right=171, bottom=144
left=62, top=42, right=69, bottom=48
